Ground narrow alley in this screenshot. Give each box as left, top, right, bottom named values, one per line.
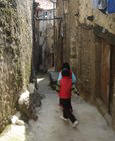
left=0, top=74, right=115, bottom=141
left=28, top=75, right=115, bottom=141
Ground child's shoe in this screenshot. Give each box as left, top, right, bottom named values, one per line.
left=72, top=120, right=79, bottom=128
left=60, top=115, right=68, bottom=121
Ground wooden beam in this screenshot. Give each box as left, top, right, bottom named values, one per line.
left=35, top=16, right=62, bottom=21
left=93, top=25, right=115, bottom=46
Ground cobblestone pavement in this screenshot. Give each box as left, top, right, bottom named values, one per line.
left=0, top=74, right=115, bottom=141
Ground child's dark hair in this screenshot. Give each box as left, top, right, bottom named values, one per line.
left=62, top=62, right=70, bottom=70
left=62, top=68, right=70, bottom=77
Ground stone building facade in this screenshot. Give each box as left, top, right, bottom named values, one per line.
left=0, top=0, right=33, bottom=132
left=55, top=0, right=115, bottom=130
left=34, top=0, right=55, bottom=72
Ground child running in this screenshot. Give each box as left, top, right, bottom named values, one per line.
left=58, top=68, right=78, bottom=128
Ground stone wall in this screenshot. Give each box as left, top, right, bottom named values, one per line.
left=0, top=0, right=33, bottom=132
left=54, top=0, right=63, bottom=70
left=79, top=0, right=115, bottom=34
left=46, top=23, right=54, bottom=68
left=34, top=6, right=54, bottom=72
left=111, top=47, right=115, bottom=130
left=33, top=16, right=40, bottom=74
left=57, top=0, right=115, bottom=99
left=78, top=0, right=115, bottom=129
left=56, top=0, right=115, bottom=130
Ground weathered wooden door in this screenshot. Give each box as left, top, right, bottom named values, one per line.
left=109, top=46, right=115, bottom=114
left=101, top=41, right=110, bottom=107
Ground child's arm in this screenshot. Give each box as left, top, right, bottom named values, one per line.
left=72, top=84, right=79, bottom=96
left=72, top=72, right=77, bottom=83
left=58, top=72, right=62, bottom=81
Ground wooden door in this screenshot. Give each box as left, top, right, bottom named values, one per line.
left=101, top=41, right=110, bottom=107
left=109, top=46, right=115, bottom=114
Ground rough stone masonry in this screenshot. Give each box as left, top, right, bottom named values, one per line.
left=0, top=0, right=33, bottom=132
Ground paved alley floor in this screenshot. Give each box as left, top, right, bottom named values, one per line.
left=0, top=74, right=115, bottom=141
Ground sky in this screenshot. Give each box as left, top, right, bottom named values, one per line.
left=35, top=0, right=54, bottom=10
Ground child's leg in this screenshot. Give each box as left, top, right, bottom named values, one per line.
left=69, top=98, right=73, bottom=112
left=63, top=99, right=77, bottom=123
left=68, top=111, right=76, bottom=123
left=61, top=99, right=78, bottom=127
left=59, top=98, right=63, bottom=110
left=60, top=99, right=68, bottom=119
left=65, top=107, right=76, bottom=123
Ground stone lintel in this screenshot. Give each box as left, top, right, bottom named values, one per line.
left=93, top=25, right=115, bottom=46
